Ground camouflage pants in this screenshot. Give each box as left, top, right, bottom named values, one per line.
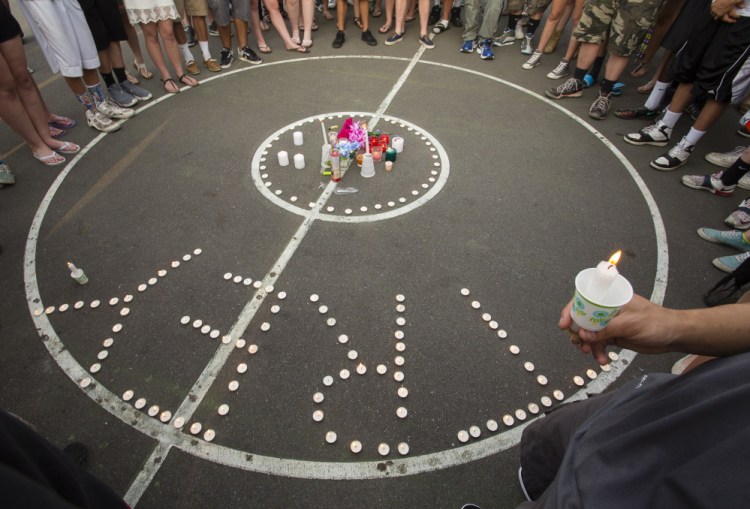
left=507, top=0, right=554, bottom=16
left=573, top=0, right=664, bottom=56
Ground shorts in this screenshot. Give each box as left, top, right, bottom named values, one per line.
left=173, top=0, right=210, bottom=17
left=673, top=15, right=750, bottom=103
left=573, top=0, right=664, bottom=56
left=208, top=0, right=250, bottom=24
left=77, top=0, right=127, bottom=51
left=0, top=2, right=22, bottom=43
left=660, top=0, right=709, bottom=52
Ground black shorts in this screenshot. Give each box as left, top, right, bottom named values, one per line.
left=661, top=0, right=710, bottom=53
left=673, top=15, right=750, bottom=102
left=0, top=2, right=22, bottom=43
left=77, top=0, right=127, bottom=51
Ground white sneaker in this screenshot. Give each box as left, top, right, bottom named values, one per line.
left=86, top=109, right=121, bottom=133
left=739, top=173, right=750, bottom=190
left=546, top=60, right=569, bottom=79
left=650, top=136, right=694, bottom=171
left=726, top=198, right=750, bottom=230
left=98, top=100, right=134, bottom=120
left=520, top=35, right=533, bottom=55
left=522, top=50, right=542, bottom=70
left=704, top=146, right=745, bottom=168
left=515, top=22, right=525, bottom=40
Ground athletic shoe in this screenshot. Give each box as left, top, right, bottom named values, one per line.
left=107, top=83, right=137, bottom=108
left=185, top=25, right=197, bottom=47
left=681, top=171, right=735, bottom=196
left=204, top=58, right=221, bottom=72
left=186, top=60, right=200, bottom=75
left=428, top=4, right=441, bottom=24
left=328, top=0, right=336, bottom=8
left=713, top=251, right=750, bottom=273
left=522, top=50, right=542, bottom=69
left=624, top=121, right=671, bottom=146
left=520, top=35, right=533, bottom=55
left=546, top=60, right=569, bottom=79
left=515, top=22, right=525, bottom=40
left=650, top=137, right=694, bottom=171
left=698, top=227, right=750, bottom=251
left=120, top=81, right=153, bottom=101
left=459, top=39, right=477, bottom=53
left=239, top=46, right=262, bottom=64
left=219, top=48, right=233, bottom=68
left=588, top=92, right=611, bottom=120
left=614, top=105, right=658, bottom=120
left=208, top=21, right=219, bottom=36
left=545, top=77, right=583, bottom=99
left=705, top=146, right=745, bottom=168
left=98, top=99, right=134, bottom=119
left=332, top=30, right=346, bottom=48
left=433, top=20, right=449, bottom=34
left=582, top=74, right=596, bottom=88
left=493, top=29, right=515, bottom=46
left=362, top=29, right=378, bottom=46
left=385, top=32, right=404, bottom=45
left=739, top=173, right=750, bottom=190
left=86, top=109, right=120, bottom=133
left=726, top=198, right=750, bottom=230
left=0, top=162, right=15, bottom=185
left=478, top=39, right=494, bottom=60
left=419, top=35, right=434, bottom=48
left=738, top=125, right=750, bottom=138
left=450, top=6, right=462, bottom=27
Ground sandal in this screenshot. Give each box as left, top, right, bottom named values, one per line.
left=354, top=16, right=362, bottom=28
left=323, top=10, right=334, bottom=19
left=125, top=70, right=139, bottom=85
left=48, top=115, right=77, bottom=130
left=161, top=78, right=180, bottom=94
left=311, top=22, right=319, bottom=31
left=54, top=141, right=80, bottom=155
left=178, top=74, right=199, bottom=87
left=637, top=79, right=656, bottom=94
left=405, top=15, right=416, bottom=22
left=378, top=22, right=391, bottom=33
left=260, top=19, right=270, bottom=31
left=258, top=45, right=272, bottom=53
left=286, top=45, right=310, bottom=53
left=372, top=8, right=382, bottom=17
left=34, top=151, right=66, bottom=166
left=49, top=126, right=65, bottom=138
left=302, top=38, right=313, bottom=48
left=133, top=60, right=153, bottom=80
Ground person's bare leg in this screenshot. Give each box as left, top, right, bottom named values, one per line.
left=406, top=0, right=416, bottom=19
left=120, top=9, right=149, bottom=71
left=602, top=54, right=628, bottom=82
left=233, top=17, right=249, bottom=49
left=248, top=0, right=269, bottom=48
left=417, top=0, right=428, bottom=37
left=267, top=0, right=300, bottom=49
left=360, top=0, right=370, bottom=31
left=381, top=0, right=395, bottom=31
left=393, top=0, right=407, bottom=34
left=287, top=0, right=301, bottom=42
left=157, top=19, right=189, bottom=78
left=140, top=22, right=172, bottom=80
left=533, top=0, right=567, bottom=52
left=301, top=0, right=315, bottom=43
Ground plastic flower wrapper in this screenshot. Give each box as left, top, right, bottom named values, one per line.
left=335, top=117, right=368, bottom=158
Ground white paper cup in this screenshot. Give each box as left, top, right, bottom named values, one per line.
left=570, top=268, right=633, bottom=331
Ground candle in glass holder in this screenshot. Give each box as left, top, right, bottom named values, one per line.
left=379, top=134, right=390, bottom=150
left=356, top=152, right=364, bottom=167
left=371, top=146, right=383, bottom=162
left=392, top=136, right=404, bottom=153
left=331, top=149, right=341, bottom=182
left=369, top=136, right=379, bottom=152
left=385, top=161, right=393, bottom=171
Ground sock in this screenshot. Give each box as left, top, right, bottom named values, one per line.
left=661, top=108, right=682, bottom=129
left=684, top=127, right=705, bottom=146
left=75, top=92, right=95, bottom=111
left=526, top=19, right=540, bottom=37
left=100, top=71, right=116, bottom=88
left=508, top=14, right=520, bottom=30
left=589, top=56, right=605, bottom=81
left=199, top=40, right=211, bottom=60
left=573, top=67, right=587, bottom=82
left=600, top=79, right=614, bottom=95
left=721, top=157, right=750, bottom=185
left=113, top=67, right=127, bottom=84
left=645, top=81, right=671, bottom=111
left=179, top=43, right=193, bottom=64
left=85, top=81, right=106, bottom=105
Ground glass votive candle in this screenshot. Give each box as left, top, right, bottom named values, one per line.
left=356, top=151, right=364, bottom=167
left=371, top=146, right=383, bottom=162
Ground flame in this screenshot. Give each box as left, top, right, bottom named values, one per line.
left=608, top=250, right=622, bottom=266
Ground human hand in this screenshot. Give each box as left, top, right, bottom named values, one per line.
left=559, top=294, right=675, bottom=365
left=710, top=0, right=743, bottom=23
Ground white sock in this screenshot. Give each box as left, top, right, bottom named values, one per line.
left=685, top=127, right=706, bottom=146
left=179, top=43, right=193, bottom=64
left=644, top=81, right=671, bottom=111
left=199, top=41, right=211, bottom=61
left=661, top=108, right=682, bottom=129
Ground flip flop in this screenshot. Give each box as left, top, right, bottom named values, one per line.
left=54, top=142, right=81, bottom=155
left=323, top=11, right=334, bottom=19
left=405, top=15, right=416, bottom=22
left=48, top=115, right=77, bottom=130
left=354, top=16, right=362, bottom=28
left=378, top=23, right=391, bottom=33
left=286, top=45, right=310, bottom=53
left=372, top=8, right=382, bottom=17
left=178, top=74, right=199, bottom=87
left=49, top=126, right=65, bottom=138
left=259, top=45, right=272, bottom=53
left=302, top=39, right=313, bottom=48
left=134, top=60, right=153, bottom=80
left=161, top=78, right=180, bottom=94
left=34, top=151, right=66, bottom=166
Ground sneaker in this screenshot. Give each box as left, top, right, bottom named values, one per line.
left=0, top=163, right=15, bottom=185
left=332, top=30, right=346, bottom=48
left=219, top=47, right=233, bottom=68
left=588, top=92, right=611, bottom=120
left=428, top=4, right=441, bottom=24
left=650, top=137, right=694, bottom=171
left=328, top=0, right=336, bottom=8
left=682, top=171, right=735, bottom=196
left=614, top=105, right=658, bottom=120
left=239, top=46, right=262, bottom=64
left=738, top=125, right=750, bottom=138
left=698, top=227, right=750, bottom=251
left=385, top=32, right=404, bottom=45
left=624, top=121, right=672, bottom=146
left=185, top=25, right=197, bottom=47
left=713, top=251, right=750, bottom=273
left=515, top=22, right=525, bottom=40
left=107, top=83, right=137, bottom=108
left=433, top=20, right=449, bottom=34
left=520, top=35, right=533, bottom=55
left=98, top=99, right=134, bottom=120
left=582, top=74, right=596, bottom=88
left=522, top=50, right=542, bottom=69
left=186, top=60, right=200, bottom=75
left=359, top=29, right=376, bottom=46
left=419, top=34, right=434, bottom=49
left=478, top=39, right=494, bottom=60
left=705, top=146, right=745, bottom=168
left=546, top=60, right=569, bottom=79
left=120, top=80, right=152, bottom=101
left=204, top=58, right=221, bottom=72
left=726, top=198, right=750, bottom=229
left=493, top=29, right=515, bottom=46
left=739, top=173, right=750, bottom=190
left=459, top=39, right=478, bottom=53
left=545, top=77, right=583, bottom=100
left=208, top=21, right=219, bottom=36
left=86, top=109, right=121, bottom=133
left=450, top=6, right=462, bottom=27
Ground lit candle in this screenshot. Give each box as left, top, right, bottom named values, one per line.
left=385, top=161, right=393, bottom=172
left=371, top=146, right=382, bottom=162
left=584, top=250, right=622, bottom=303
left=356, top=363, right=366, bottom=375
left=67, top=262, right=88, bottom=284
left=293, top=153, right=305, bottom=169
left=278, top=151, right=289, bottom=166
left=391, top=136, right=404, bottom=153
left=293, top=131, right=304, bottom=145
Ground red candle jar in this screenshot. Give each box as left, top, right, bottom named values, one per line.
left=368, top=136, right=379, bottom=152
left=378, top=134, right=390, bottom=150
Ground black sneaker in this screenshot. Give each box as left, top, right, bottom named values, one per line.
left=614, top=104, right=658, bottom=120
left=332, top=30, right=345, bottom=48
left=428, top=4, right=441, bottom=24
left=185, top=25, right=197, bottom=47
left=219, top=47, right=233, bottom=68
left=239, top=46, right=262, bottom=65
left=208, top=21, right=219, bottom=36
left=361, top=29, right=377, bottom=46
left=450, top=6, right=463, bottom=27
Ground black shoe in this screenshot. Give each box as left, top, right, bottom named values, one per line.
left=428, top=4, right=441, bottom=24
left=239, top=46, right=262, bottom=65
left=332, top=30, right=345, bottom=48
left=361, top=29, right=377, bottom=46
left=208, top=21, right=219, bottom=36
left=450, top=6, right=462, bottom=27
left=185, top=26, right=197, bottom=47
left=219, top=47, right=233, bottom=68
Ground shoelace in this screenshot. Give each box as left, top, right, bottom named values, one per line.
left=592, top=94, right=609, bottom=111
left=551, top=62, right=567, bottom=74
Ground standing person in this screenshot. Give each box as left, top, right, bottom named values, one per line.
left=457, top=0, right=504, bottom=59
left=260, top=0, right=309, bottom=52
left=172, top=0, right=222, bottom=73
left=521, top=0, right=575, bottom=69
left=384, top=0, right=432, bottom=47
left=331, top=0, right=377, bottom=48
left=207, top=0, right=263, bottom=66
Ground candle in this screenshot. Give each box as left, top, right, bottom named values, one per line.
left=67, top=262, right=88, bottom=284
left=330, top=149, right=341, bottom=182
left=293, top=131, right=304, bottom=145
left=379, top=134, right=390, bottom=150
left=392, top=136, right=404, bottom=153
left=364, top=124, right=370, bottom=153
left=385, top=148, right=397, bottom=162
left=356, top=363, right=366, bottom=375
left=584, top=250, right=622, bottom=303
left=385, top=161, right=393, bottom=171
left=278, top=150, right=289, bottom=166
left=293, top=153, right=305, bottom=169
left=319, top=118, right=327, bottom=143
left=371, top=146, right=382, bottom=161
